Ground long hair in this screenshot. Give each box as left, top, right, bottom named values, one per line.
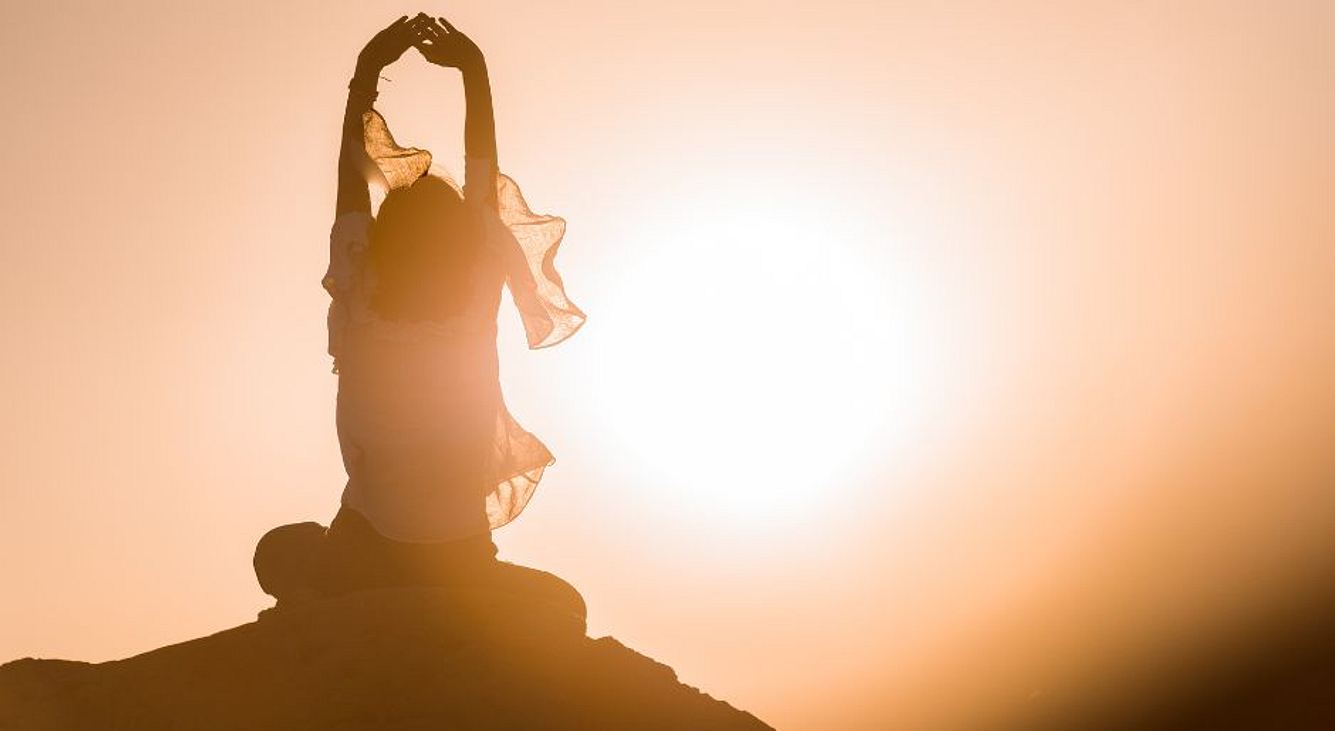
left=368, top=175, right=481, bottom=323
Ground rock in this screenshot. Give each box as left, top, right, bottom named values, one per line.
left=0, top=587, right=773, bottom=730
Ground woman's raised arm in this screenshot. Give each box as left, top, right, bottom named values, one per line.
left=415, top=16, right=498, bottom=210
left=336, top=16, right=420, bottom=216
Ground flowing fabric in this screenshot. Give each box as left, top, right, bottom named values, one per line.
left=321, top=110, right=584, bottom=542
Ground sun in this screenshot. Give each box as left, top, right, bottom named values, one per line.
left=585, top=177, right=953, bottom=530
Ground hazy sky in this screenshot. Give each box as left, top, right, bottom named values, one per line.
left=2, top=2, right=1333, bottom=729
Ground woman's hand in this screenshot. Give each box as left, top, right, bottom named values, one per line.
left=356, top=15, right=421, bottom=75
left=413, top=16, right=485, bottom=72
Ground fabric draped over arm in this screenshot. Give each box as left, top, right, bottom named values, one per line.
left=361, top=110, right=433, bottom=192
left=491, top=174, right=586, bottom=348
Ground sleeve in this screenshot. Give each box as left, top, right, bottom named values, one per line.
left=322, top=211, right=373, bottom=371
left=474, top=167, right=586, bottom=349
left=362, top=110, right=432, bottom=191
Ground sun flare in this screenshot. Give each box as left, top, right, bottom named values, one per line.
left=589, top=179, right=956, bottom=528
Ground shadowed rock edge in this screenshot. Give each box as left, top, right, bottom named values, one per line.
left=0, top=587, right=774, bottom=731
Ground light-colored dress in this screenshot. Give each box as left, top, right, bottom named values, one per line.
left=322, top=110, right=584, bottom=543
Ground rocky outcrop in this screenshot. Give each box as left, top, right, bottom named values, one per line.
left=0, top=587, right=773, bottom=730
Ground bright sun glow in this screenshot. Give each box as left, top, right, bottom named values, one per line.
left=590, top=176, right=957, bottom=528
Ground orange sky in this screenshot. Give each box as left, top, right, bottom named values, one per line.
left=2, top=2, right=1333, bottom=729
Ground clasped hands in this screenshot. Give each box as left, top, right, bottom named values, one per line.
left=358, top=13, right=484, bottom=76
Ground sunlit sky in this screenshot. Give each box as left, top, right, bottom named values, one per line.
left=2, top=2, right=1334, bottom=729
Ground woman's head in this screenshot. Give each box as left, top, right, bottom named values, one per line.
left=368, top=174, right=480, bottom=322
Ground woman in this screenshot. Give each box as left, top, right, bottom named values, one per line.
left=256, top=15, right=584, bottom=610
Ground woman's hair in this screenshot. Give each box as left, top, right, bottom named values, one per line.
left=368, top=174, right=480, bottom=323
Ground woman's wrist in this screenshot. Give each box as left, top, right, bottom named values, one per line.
left=459, top=56, right=488, bottom=81
left=348, top=66, right=382, bottom=108
left=351, top=59, right=384, bottom=88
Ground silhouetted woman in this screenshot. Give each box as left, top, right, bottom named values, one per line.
left=256, top=15, right=584, bottom=609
